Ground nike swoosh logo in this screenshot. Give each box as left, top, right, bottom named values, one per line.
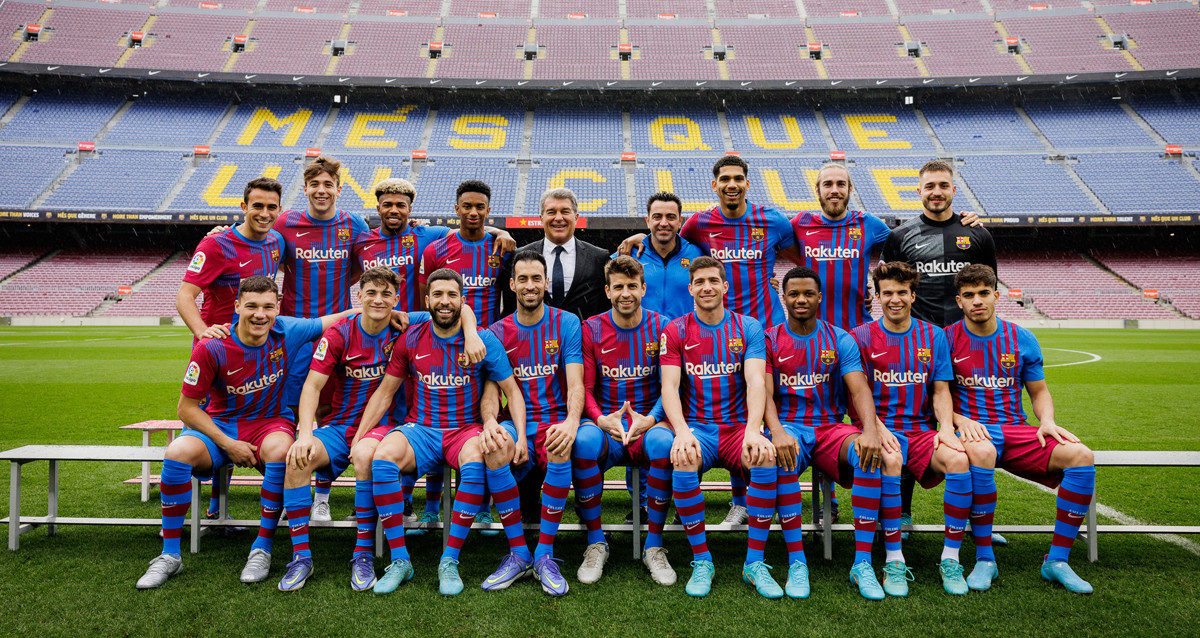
left=953, top=356, right=970, bottom=363
left=416, top=354, right=431, bottom=360
left=778, top=355, right=793, bottom=362
left=446, top=258, right=462, bottom=265
left=781, top=515, right=796, bottom=524
left=226, top=367, right=243, bottom=375
left=684, top=343, right=700, bottom=350
left=602, top=347, right=617, bottom=354
left=345, top=354, right=362, bottom=361
left=240, top=260, right=253, bottom=268
left=806, top=230, right=821, bottom=237
left=1066, top=512, right=1084, bottom=520
left=874, top=351, right=888, bottom=358
left=296, top=232, right=310, bottom=237
left=708, top=233, right=723, bottom=240
left=913, top=242, right=933, bottom=251
left=506, top=347, right=518, bottom=354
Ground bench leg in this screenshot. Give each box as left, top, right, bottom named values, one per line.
left=1087, top=492, right=1098, bottom=563
left=47, top=460, right=58, bottom=537
left=8, top=461, right=20, bottom=550
left=632, top=467, right=641, bottom=561
left=375, top=519, right=383, bottom=559
left=821, top=476, right=833, bottom=561
left=190, top=477, right=202, bottom=554
left=442, top=466, right=454, bottom=552
left=141, top=431, right=151, bottom=502
left=216, top=466, right=229, bottom=519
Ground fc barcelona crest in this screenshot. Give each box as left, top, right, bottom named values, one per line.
left=457, top=352, right=470, bottom=367
left=917, top=348, right=932, bottom=364
left=337, top=228, right=351, bottom=241
left=269, top=347, right=284, bottom=363
left=544, top=339, right=560, bottom=356
left=382, top=340, right=394, bottom=356
left=820, top=349, right=836, bottom=365
left=750, top=227, right=765, bottom=240
left=956, top=236, right=971, bottom=250
left=679, top=258, right=690, bottom=269
left=270, top=249, right=280, bottom=261
left=999, top=352, right=1016, bottom=369
left=645, top=341, right=660, bottom=356
left=728, top=338, right=744, bottom=354
left=488, top=254, right=502, bottom=268
left=401, top=234, right=415, bottom=246
left=848, top=227, right=863, bottom=241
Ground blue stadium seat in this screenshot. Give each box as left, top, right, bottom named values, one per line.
left=633, top=158, right=717, bottom=212
left=921, top=101, right=1044, bottom=152
left=426, top=106, right=525, bottom=156
left=413, top=156, right=520, bottom=216
left=526, top=158, right=625, bottom=217
left=531, top=106, right=623, bottom=156
left=168, top=153, right=303, bottom=212
left=211, top=99, right=331, bottom=150
left=823, top=103, right=937, bottom=154
left=0, top=145, right=70, bottom=208
left=0, top=92, right=126, bottom=144
left=323, top=102, right=430, bottom=152
left=726, top=107, right=826, bottom=157
left=957, top=154, right=1099, bottom=216
left=103, top=95, right=232, bottom=148
left=630, top=108, right=723, bottom=156
left=40, top=150, right=187, bottom=211
left=1073, top=153, right=1200, bottom=215
left=1023, top=99, right=1157, bottom=150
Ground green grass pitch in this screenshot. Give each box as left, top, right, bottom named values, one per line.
left=0, top=326, right=1197, bottom=636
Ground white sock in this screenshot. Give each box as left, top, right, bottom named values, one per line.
left=885, top=549, right=905, bottom=564
left=941, top=545, right=960, bottom=563
left=313, top=491, right=329, bottom=505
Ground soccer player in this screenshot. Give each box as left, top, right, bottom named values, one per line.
left=136, top=275, right=362, bottom=589
left=850, top=261, right=986, bottom=596
left=355, top=268, right=526, bottom=595
left=484, top=250, right=588, bottom=596
left=573, top=256, right=674, bottom=585
left=947, top=264, right=1097, bottom=594
left=765, top=266, right=889, bottom=599
left=616, top=192, right=705, bottom=321
left=658, top=255, right=779, bottom=598
left=880, top=160, right=1001, bottom=544
left=420, top=180, right=511, bottom=328
left=355, top=177, right=514, bottom=533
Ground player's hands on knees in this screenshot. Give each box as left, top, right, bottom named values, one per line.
left=199, top=323, right=232, bottom=340
left=464, top=330, right=486, bottom=365
left=624, top=405, right=656, bottom=445
left=742, top=430, right=776, bottom=467
left=390, top=311, right=410, bottom=332
left=880, top=424, right=901, bottom=455
left=226, top=441, right=258, bottom=468
left=855, top=430, right=883, bottom=473
left=546, top=420, right=579, bottom=457
left=480, top=420, right=508, bottom=454
left=956, top=417, right=992, bottom=443
left=287, top=437, right=316, bottom=470
left=773, top=430, right=799, bottom=472
left=513, top=436, right=529, bottom=466
left=935, top=426, right=965, bottom=453
left=670, top=429, right=701, bottom=467
left=1036, top=422, right=1080, bottom=448
left=597, top=403, right=627, bottom=442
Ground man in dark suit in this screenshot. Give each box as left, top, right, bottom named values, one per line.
left=518, top=187, right=610, bottom=322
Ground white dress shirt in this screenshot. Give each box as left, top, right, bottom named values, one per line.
left=543, top=236, right=577, bottom=293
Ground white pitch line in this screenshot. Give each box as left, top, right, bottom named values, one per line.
left=1004, top=470, right=1200, bottom=556
left=1043, top=348, right=1102, bottom=368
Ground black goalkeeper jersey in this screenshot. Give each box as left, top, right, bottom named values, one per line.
left=882, top=213, right=997, bottom=327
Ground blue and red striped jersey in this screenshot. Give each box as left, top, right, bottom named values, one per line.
left=489, top=306, right=583, bottom=433
left=660, top=311, right=766, bottom=429
left=274, top=209, right=370, bottom=318
left=765, top=320, right=861, bottom=428
left=183, top=226, right=283, bottom=326
left=353, top=225, right=450, bottom=312
left=851, top=319, right=953, bottom=432
left=582, top=309, right=668, bottom=426
left=945, top=319, right=1044, bottom=427
left=386, top=320, right=511, bottom=430
left=308, top=315, right=406, bottom=434
left=790, top=210, right=891, bottom=330
left=181, top=315, right=325, bottom=428
left=420, top=233, right=509, bottom=327
left=679, top=201, right=795, bottom=328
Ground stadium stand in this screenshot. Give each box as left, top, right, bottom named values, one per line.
left=426, top=105, right=525, bottom=155
left=102, top=95, right=233, bottom=148
left=633, top=158, right=717, bottom=212
left=166, top=153, right=305, bottom=212
left=262, top=0, right=352, bottom=13
left=0, top=248, right=48, bottom=282
left=803, top=0, right=891, bottom=18
left=726, top=106, right=826, bottom=156
left=0, top=92, right=127, bottom=144
left=956, top=155, right=1099, bottom=216
left=1127, top=91, right=1200, bottom=149
left=902, top=19, right=1024, bottom=78
left=0, top=248, right=168, bottom=316
left=822, top=102, right=937, bottom=153
left=101, top=253, right=197, bottom=317
left=920, top=100, right=1044, bottom=152
left=995, top=250, right=1178, bottom=320
left=435, top=23, right=528, bottom=79
left=16, top=6, right=145, bottom=68
left=625, top=0, right=708, bottom=19
left=334, top=22, right=437, bottom=78
left=321, top=101, right=429, bottom=152
left=531, top=106, right=623, bottom=156
left=1022, top=98, right=1157, bottom=150
left=1103, top=9, right=1200, bottom=71
left=120, top=14, right=250, bottom=73
left=228, top=18, right=344, bottom=75
left=720, top=25, right=820, bottom=81
left=810, top=23, right=922, bottom=79
left=0, top=146, right=70, bottom=209
left=526, top=158, right=626, bottom=217
left=626, top=25, right=720, bottom=80
left=712, top=0, right=800, bottom=20
left=355, top=0, right=442, bottom=17
left=211, top=98, right=330, bottom=149
left=999, top=15, right=1130, bottom=75
left=412, top=156, right=520, bottom=215
left=40, top=150, right=188, bottom=211
left=630, top=108, right=723, bottom=155
left=0, top=2, right=46, bottom=61
left=1091, top=249, right=1200, bottom=320
left=1072, top=153, right=1200, bottom=215
left=447, top=0, right=531, bottom=18
left=537, top=0, right=620, bottom=19
left=531, top=25, right=622, bottom=81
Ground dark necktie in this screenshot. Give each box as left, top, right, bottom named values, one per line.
left=552, top=245, right=566, bottom=304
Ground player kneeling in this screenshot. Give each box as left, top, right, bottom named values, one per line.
left=947, top=265, right=1097, bottom=594
left=359, top=269, right=526, bottom=595
left=137, top=276, right=361, bottom=589
left=572, top=256, right=675, bottom=585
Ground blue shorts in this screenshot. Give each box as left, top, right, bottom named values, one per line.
left=771, top=423, right=816, bottom=474
left=390, top=423, right=482, bottom=477
left=501, top=419, right=597, bottom=481
left=177, top=416, right=294, bottom=478
left=691, top=424, right=746, bottom=476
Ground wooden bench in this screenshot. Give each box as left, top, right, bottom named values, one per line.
left=813, top=450, right=1200, bottom=562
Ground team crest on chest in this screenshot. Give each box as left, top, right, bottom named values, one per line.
left=270, top=249, right=280, bottom=261
left=382, top=340, right=394, bottom=356
left=728, top=338, right=744, bottom=354
left=644, top=341, right=660, bottom=356
left=543, top=339, right=559, bottom=356
left=848, top=227, right=863, bottom=241
left=337, top=228, right=351, bottom=241
left=487, top=254, right=502, bottom=268
left=269, top=347, right=285, bottom=363
left=679, top=258, right=690, bottom=269
left=457, top=352, right=470, bottom=367
left=956, top=236, right=971, bottom=250
left=999, top=352, right=1016, bottom=369
left=402, top=234, right=415, bottom=246
left=750, top=227, right=765, bottom=240
left=820, top=349, right=836, bottom=365
left=917, top=348, right=932, bottom=364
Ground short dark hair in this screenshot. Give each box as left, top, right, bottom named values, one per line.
left=782, top=266, right=821, bottom=293
left=426, top=267, right=463, bottom=293
left=712, top=155, right=749, bottom=178
left=646, top=191, right=683, bottom=215
left=688, top=255, right=725, bottom=283
left=919, top=159, right=954, bottom=178
left=872, top=261, right=920, bottom=295
left=304, top=155, right=341, bottom=185
left=360, top=266, right=400, bottom=294
left=238, top=275, right=279, bottom=299
left=243, top=177, right=282, bottom=203
left=456, top=180, right=491, bottom=203
left=954, top=264, right=997, bottom=292
left=604, top=255, right=644, bottom=285
left=510, top=249, right=546, bottom=277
